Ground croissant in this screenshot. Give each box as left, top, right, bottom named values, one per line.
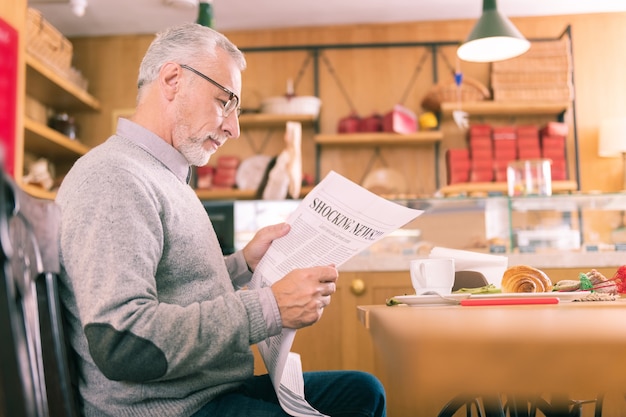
left=501, top=265, right=553, bottom=293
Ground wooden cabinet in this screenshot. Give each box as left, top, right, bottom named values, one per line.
left=22, top=53, right=100, bottom=199
left=252, top=271, right=413, bottom=376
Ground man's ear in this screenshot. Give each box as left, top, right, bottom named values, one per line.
left=159, top=62, right=181, bottom=101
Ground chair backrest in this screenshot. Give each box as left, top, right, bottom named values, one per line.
left=0, top=172, right=80, bottom=417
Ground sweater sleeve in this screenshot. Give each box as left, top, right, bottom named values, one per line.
left=225, top=251, right=252, bottom=289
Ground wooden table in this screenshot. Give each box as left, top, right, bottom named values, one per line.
left=358, top=300, right=626, bottom=417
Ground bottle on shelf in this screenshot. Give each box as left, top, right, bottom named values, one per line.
left=196, top=0, right=214, bottom=28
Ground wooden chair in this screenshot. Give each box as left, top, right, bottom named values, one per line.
left=0, top=171, right=80, bottom=417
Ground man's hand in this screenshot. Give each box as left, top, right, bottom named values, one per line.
left=271, top=265, right=338, bottom=329
left=242, top=223, right=290, bottom=271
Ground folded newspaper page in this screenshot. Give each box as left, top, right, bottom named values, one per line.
left=249, top=170, right=422, bottom=416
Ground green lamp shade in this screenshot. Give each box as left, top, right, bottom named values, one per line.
left=457, top=5, right=530, bottom=62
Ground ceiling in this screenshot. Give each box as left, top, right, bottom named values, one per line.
left=29, top=0, right=626, bottom=38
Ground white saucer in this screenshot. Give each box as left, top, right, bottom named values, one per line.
left=393, top=293, right=471, bottom=306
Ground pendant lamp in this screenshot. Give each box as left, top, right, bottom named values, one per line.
left=457, top=0, right=530, bottom=63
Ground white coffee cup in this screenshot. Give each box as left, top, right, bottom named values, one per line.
left=410, top=258, right=455, bottom=295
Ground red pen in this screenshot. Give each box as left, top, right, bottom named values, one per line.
left=460, top=297, right=559, bottom=306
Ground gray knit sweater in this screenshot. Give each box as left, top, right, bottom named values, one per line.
left=56, top=122, right=275, bottom=417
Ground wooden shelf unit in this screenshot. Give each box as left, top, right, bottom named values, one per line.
left=196, top=185, right=314, bottom=201
left=24, top=117, right=90, bottom=160
left=438, top=180, right=579, bottom=197
left=25, top=53, right=100, bottom=112
left=22, top=53, right=100, bottom=199
left=239, top=113, right=317, bottom=128
left=440, top=101, right=570, bottom=116
left=314, top=131, right=443, bottom=146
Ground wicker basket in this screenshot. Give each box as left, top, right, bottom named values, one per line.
left=26, top=8, right=73, bottom=71
left=491, top=71, right=572, bottom=88
left=490, top=38, right=573, bottom=103
left=421, top=76, right=491, bottom=112
left=493, top=86, right=573, bottom=102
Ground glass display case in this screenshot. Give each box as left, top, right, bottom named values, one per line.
left=218, top=192, right=626, bottom=270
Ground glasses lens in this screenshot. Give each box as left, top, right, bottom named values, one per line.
left=224, top=96, right=239, bottom=117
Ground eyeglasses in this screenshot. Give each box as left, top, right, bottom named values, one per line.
left=180, top=64, right=241, bottom=117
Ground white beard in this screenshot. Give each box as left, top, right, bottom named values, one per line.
left=178, top=136, right=213, bottom=167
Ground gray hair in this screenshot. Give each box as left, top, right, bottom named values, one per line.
left=137, top=23, right=246, bottom=94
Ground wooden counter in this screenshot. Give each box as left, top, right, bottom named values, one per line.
left=358, top=302, right=626, bottom=416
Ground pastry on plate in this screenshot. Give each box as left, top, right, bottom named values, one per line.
left=502, top=265, right=552, bottom=293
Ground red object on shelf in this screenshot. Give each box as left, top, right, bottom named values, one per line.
left=338, top=112, right=360, bottom=133
left=447, top=148, right=470, bottom=160
left=217, top=155, right=240, bottom=169
left=518, top=149, right=542, bottom=159
left=468, top=136, right=492, bottom=149
left=492, top=126, right=516, bottom=140
left=446, top=149, right=470, bottom=185
left=542, top=134, right=566, bottom=145
left=469, top=124, right=492, bottom=136
left=517, top=136, right=541, bottom=158
left=196, top=165, right=215, bottom=189
left=470, top=158, right=494, bottom=170
left=550, top=158, right=568, bottom=180
left=359, top=112, right=384, bottom=133
left=542, top=147, right=566, bottom=160
left=542, top=121, right=569, bottom=137
left=470, top=149, right=493, bottom=160
left=494, top=149, right=517, bottom=162
left=494, top=169, right=508, bottom=182
left=516, top=125, right=540, bottom=137
left=212, top=170, right=237, bottom=187
left=493, top=140, right=517, bottom=151
left=470, top=168, right=494, bottom=182
left=382, top=105, right=417, bottom=134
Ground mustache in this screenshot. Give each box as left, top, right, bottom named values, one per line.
left=204, top=134, right=227, bottom=146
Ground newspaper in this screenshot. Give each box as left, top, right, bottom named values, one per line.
left=249, top=170, right=422, bottom=416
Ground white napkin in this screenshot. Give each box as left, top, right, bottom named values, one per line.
left=429, top=247, right=508, bottom=288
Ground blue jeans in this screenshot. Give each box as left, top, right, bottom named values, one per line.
left=191, top=370, right=386, bottom=417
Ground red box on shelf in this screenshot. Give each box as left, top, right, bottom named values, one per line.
left=470, top=158, right=494, bottom=170
left=494, top=169, right=508, bottom=182
left=382, top=105, right=417, bottom=134
left=446, top=148, right=470, bottom=161
left=217, top=155, right=240, bottom=168
left=541, top=121, right=569, bottom=137
left=469, top=124, right=492, bottom=137
left=468, top=136, right=492, bottom=149
left=446, top=149, right=471, bottom=185
left=470, top=168, right=494, bottom=182
left=448, top=169, right=470, bottom=184
left=517, top=139, right=540, bottom=155
left=494, top=148, right=517, bottom=161
left=470, top=149, right=494, bottom=161
left=551, top=159, right=568, bottom=180
left=492, top=126, right=516, bottom=140
left=542, top=147, right=566, bottom=160
left=517, top=125, right=540, bottom=137
left=542, top=135, right=566, bottom=148
left=493, top=139, right=517, bottom=151
left=517, top=136, right=540, bottom=145
left=518, top=149, right=542, bottom=159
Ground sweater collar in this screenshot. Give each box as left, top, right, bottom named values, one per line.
left=116, top=118, right=191, bottom=184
